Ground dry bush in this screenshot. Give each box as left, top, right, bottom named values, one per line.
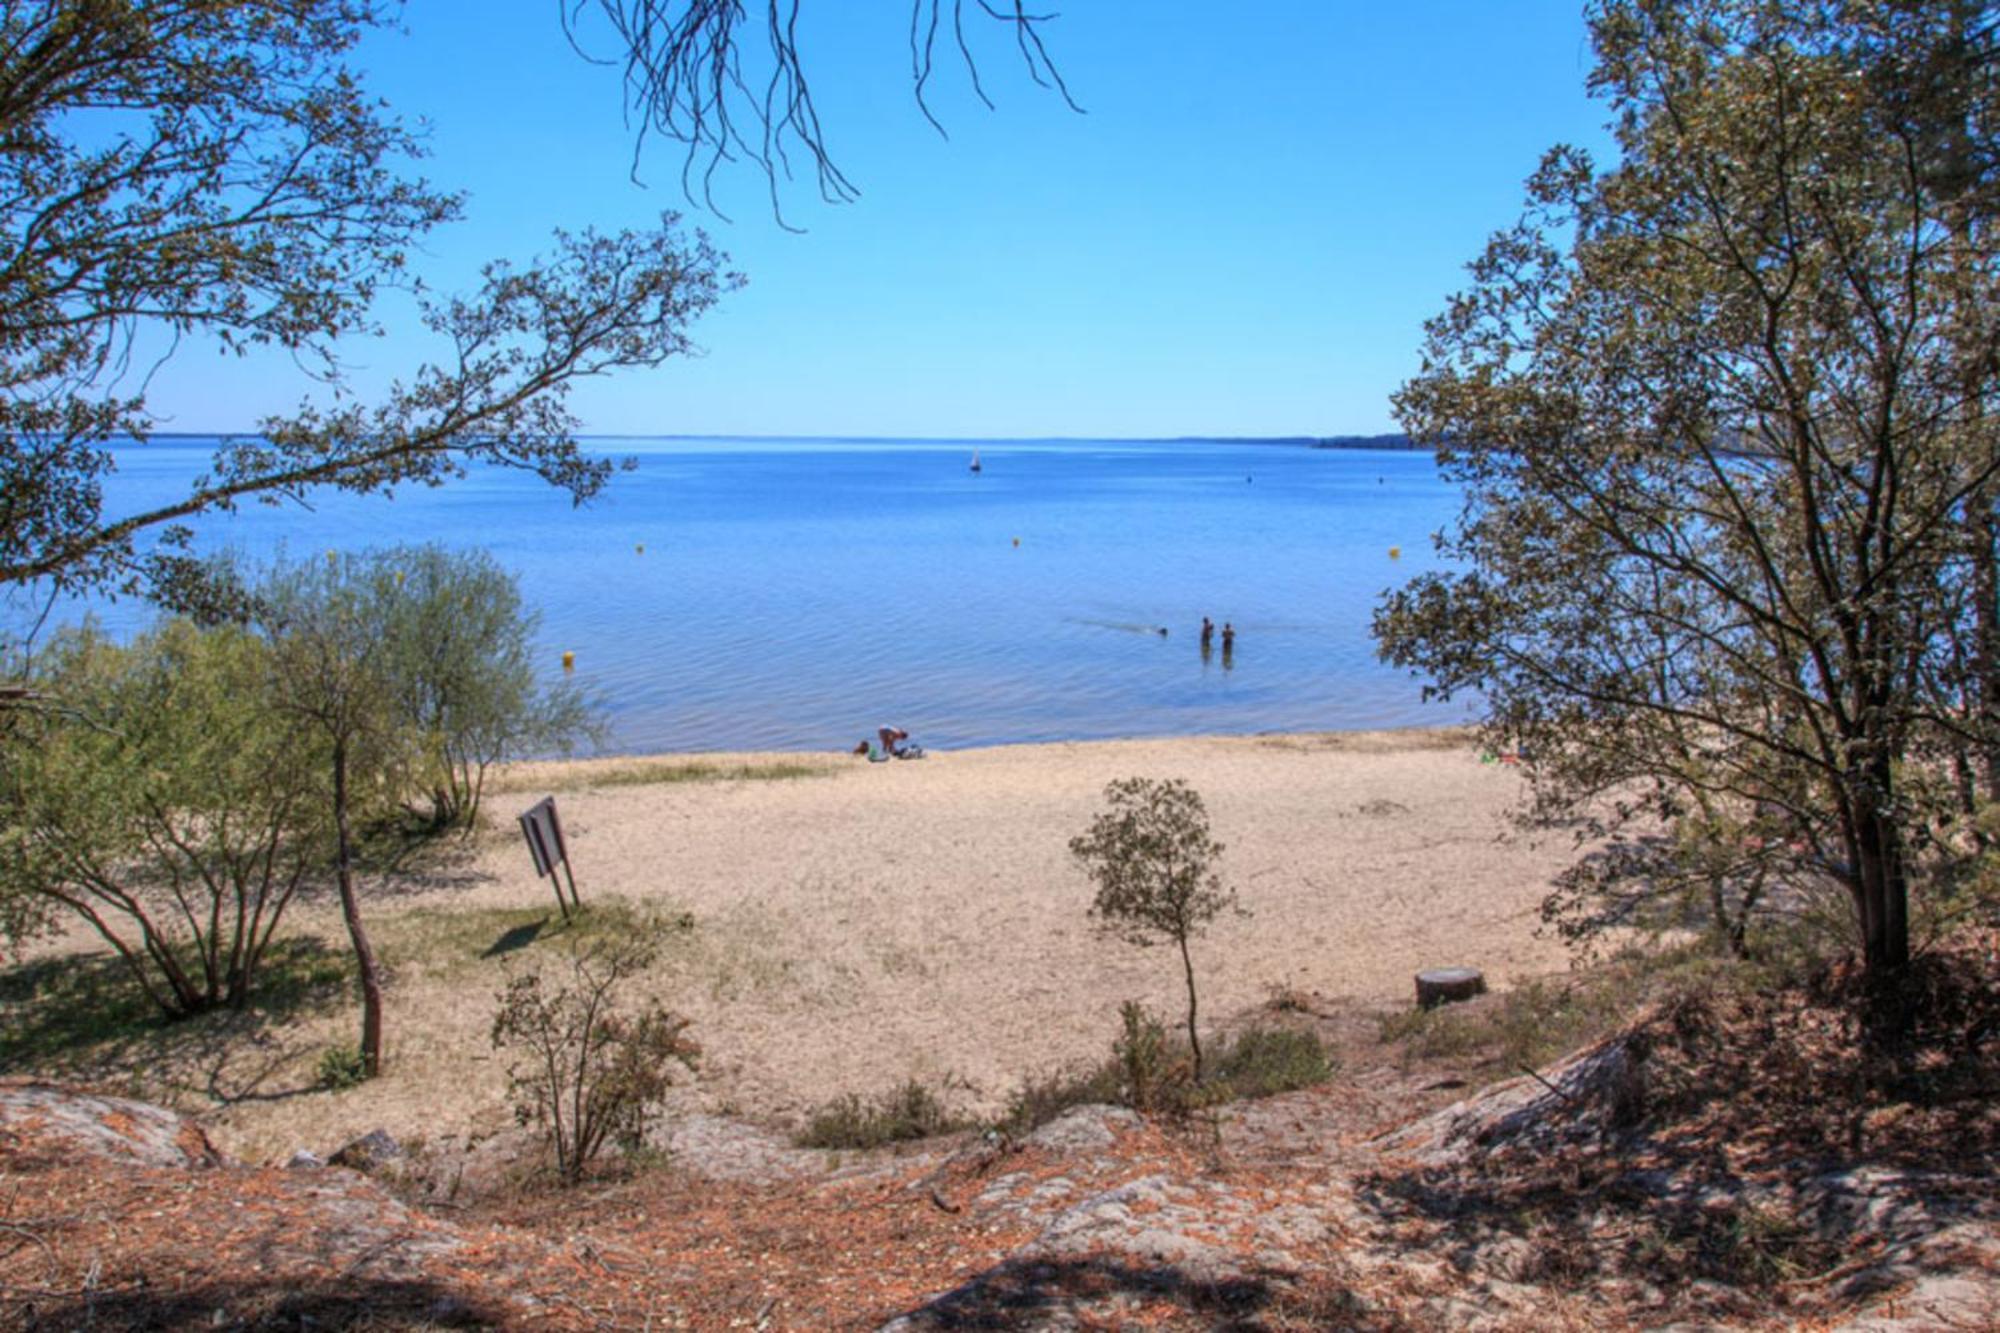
left=490, top=936, right=698, bottom=1184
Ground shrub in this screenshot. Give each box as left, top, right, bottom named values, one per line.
left=1000, top=1063, right=1125, bottom=1136
left=490, top=937, right=698, bottom=1184
left=1206, top=1026, right=1336, bottom=1101
left=1112, top=1000, right=1190, bottom=1113
left=797, top=1078, right=968, bottom=1150
left=317, top=1044, right=369, bottom=1091
left=0, top=622, right=332, bottom=1018
left=999, top=1009, right=1334, bottom=1133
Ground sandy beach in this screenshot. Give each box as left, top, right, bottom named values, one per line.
left=19, top=729, right=1586, bottom=1159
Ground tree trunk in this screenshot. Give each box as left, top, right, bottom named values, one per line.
left=1853, top=798, right=1910, bottom=980
left=1177, top=934, right=1203, bottom=1082
left=1975, top=477, right=2000, bottom=801
left=332, top=739, right=385, bottom=1076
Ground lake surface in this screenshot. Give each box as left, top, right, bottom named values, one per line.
left=14, top=438, right=1474, bottom=753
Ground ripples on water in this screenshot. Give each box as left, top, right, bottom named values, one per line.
left=13, top=437, right=1475, bottom=753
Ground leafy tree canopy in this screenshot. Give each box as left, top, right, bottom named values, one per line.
left=0, top=0, right=738, bottom=604
left=1376, top=0, right=2000, bottom=985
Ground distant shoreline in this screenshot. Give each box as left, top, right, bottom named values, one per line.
left=130, top=431, right=1427, bottom=451
left=508, top=723, right=1481, bottom=773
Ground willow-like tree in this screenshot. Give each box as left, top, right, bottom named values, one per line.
left=1375, top=0, right=2000, bottom=990
left=260, top=555, right=409, bottom=1078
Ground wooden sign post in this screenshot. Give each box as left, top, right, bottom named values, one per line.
left=518, top=796, right=581, bottom=919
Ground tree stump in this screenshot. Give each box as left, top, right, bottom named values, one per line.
left=1415, top=967, right=1486, bottom=1010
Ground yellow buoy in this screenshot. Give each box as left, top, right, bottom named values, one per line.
left=561, top=651, right=575, bottom=672
left=1389, top=546, right=1402, bottom=559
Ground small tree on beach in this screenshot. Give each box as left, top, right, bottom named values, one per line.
left=1070, top=777, right=1239, bottom=1081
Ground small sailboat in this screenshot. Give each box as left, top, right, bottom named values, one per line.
left=969, top=449, right=982, bottom=474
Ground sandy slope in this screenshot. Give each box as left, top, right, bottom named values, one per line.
left=25, top=730, right=1586, bottom=1159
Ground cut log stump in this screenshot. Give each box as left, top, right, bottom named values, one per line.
left=1415, top=967, right=1486, bottom=1010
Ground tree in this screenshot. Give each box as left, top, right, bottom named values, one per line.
left=1374, top=0, right=2000, bottom=993
left=0, top=1, right=737, bottom=605
left=0, top=620, right=329, bottom=1016
left=259, top=554, right=407, bottom=1077
left=1069, top=777, right=1238, bottom=1080
left=567, top=1, right=1078, bottom=222
left=370, top=545, right=596, bottom=832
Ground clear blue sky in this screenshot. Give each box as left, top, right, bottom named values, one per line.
left=150, top=3, right=1610, bottom=439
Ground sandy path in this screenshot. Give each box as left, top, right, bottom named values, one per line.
left=25, top=731, right=1584, bottom=1158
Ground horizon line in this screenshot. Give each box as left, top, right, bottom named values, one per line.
left=135, top=430, right=1417, bottom=446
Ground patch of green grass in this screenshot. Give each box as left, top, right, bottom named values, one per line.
left=378, top=896, right=697, bottom=978
left=535, top=760, right=832, bottom=793
left=797, top=1078, right=971, bottom=1150
left=1376, top=941, right=1763, bottom=1074
left=1379, top=977, right=1633, bottom=1071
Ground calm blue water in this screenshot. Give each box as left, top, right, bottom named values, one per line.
left=11, top=438, right=1472, bottom=753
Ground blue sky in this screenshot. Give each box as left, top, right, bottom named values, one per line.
left=151, top=3, right=1610, bottom=439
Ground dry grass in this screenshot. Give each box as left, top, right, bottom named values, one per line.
left=490, top=756, right=835, bottom=794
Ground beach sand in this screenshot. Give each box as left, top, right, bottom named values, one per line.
left=24, top=730, right=1586, bottom=1159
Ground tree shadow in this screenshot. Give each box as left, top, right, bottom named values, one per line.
left=883, top=1255, right=1304, bottom=1330
left=1355, top=948, right=2000, bottom=1308
left=0, top=935, right=351, bottom=1106
left=481, top=916, right=549, bottom=958
left=20, top=1275, right=498, bottom=1330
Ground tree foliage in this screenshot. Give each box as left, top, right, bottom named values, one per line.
left=1069, top=776, right=1238, bottom=1079
left=257, top=552, right=410, bottom=1076
left=1375, top=0, right=2000, bottom=987
left=0, top=620, right=327, bottom=1016
left=370, top=545, right=595, bottom=832
left=567, top=1, right=1078, bottom=222
left=0, top=0, right=737, bottom=603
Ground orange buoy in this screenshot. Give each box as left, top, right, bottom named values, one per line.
left=561, top=651, right=575, bottom=672
left=1389, top=546, right=1402, bottom=559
